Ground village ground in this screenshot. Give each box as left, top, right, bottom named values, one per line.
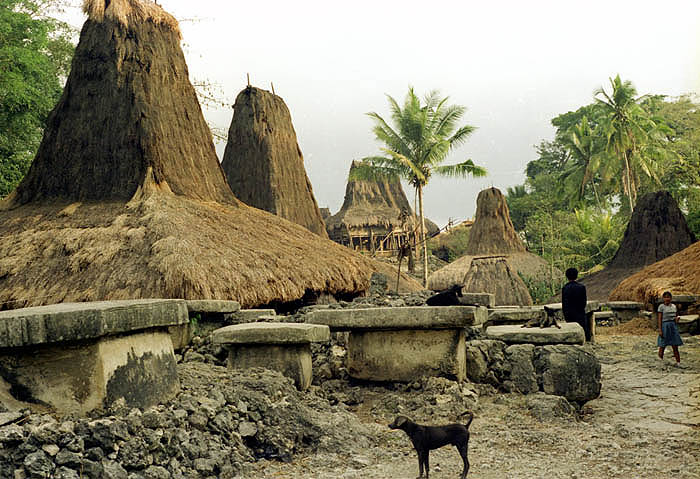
left=249, top=328, right=700, bottom=479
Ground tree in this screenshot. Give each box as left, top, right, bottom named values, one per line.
left=352, top=88, right=487, bottom=286
left=0, top=0, right=74, bottom=197
left=593, top=75, right=671, bottom=212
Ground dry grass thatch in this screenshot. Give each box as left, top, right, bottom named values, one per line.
left=609, top=239, right=700, bottom=304
left=325, top=161, right=439, bottom=236
left=0, top=2, right=421, bottom=309
left=465, top=187, right=525, bottom=255
left=462, top=256, right=533, bottom=306
left=83, top=0, right=180, bottom=37
left=221, top=87, right=328, bottom=238
left=596, top=317, right=655, bottom=336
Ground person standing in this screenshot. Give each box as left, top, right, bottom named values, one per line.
left=562, top=267, right=589, bottom=341
left=657, top=291, right=683, bottom=366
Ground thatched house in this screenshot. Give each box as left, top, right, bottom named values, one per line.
left=325, top=161, right=439, bottom=254
left=220, top=86, right=328, bottom=238
left=463, top=256, right=533, bottom=306
left=601, top=191, right=697, bottom=303
left=429, top=187, right=559, bottom=301
left=0, top=0, right=420, bottom=310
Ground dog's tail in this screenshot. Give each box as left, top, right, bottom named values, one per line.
left=459, top=410, right=474, bottom=429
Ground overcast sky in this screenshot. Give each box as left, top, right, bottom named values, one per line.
left=60, top=1, right=700, bottom=227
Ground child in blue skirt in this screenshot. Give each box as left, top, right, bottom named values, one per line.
left=657, top=291, right=683, bottom=366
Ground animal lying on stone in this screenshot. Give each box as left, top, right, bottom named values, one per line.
left=426, top=284, right=463, bottom=306
left=388, top=411, right=474, bottom=479
left=521, top=306, right=561, bottom=329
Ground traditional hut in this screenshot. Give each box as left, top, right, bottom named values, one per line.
left=428, top=187, right=559, bottom=301
left=325, top=161, right=439, bottom=254
left=462, top=256, right=533, bottom=306
left=0, top=0, right=420, bottom=311
left=220, top=86, right=328, bottom=238
left=603, top=191, right=697, bottom=303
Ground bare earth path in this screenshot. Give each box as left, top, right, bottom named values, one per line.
left=251, top=332, right=700, bottom=479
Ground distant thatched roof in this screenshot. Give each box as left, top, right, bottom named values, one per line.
left=0, top=0, right=420, bottom=309
left=221, top=87, right=328, bottom=238
left=580, top=191, right=696, bottom=301
left=428, top=187, right=561, bottom=291
left=325, top=161, right=439, bottom=236
left=462, top=256, right=533, bottom=306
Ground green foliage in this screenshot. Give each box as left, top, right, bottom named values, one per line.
left=518, top=272, right=565, bottom=305
left=428, top=224, right=471, bottom=262
left=354, top=87, right=487, bottom=285
left=0, top=0, right=74, bottom=197
left=189, top=313, right=201, bottom=335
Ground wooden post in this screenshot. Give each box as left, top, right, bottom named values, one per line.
left=271, top=82, right=275, bottom=95
left=247, top=73, right=250, bottom=87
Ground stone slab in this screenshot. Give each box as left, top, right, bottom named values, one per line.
left=186, top=300, right=241, bottom=314
left=306, top=306, right=487, bottom=330
left=346, top=329, right=465, bottom=382
left=212, top=322, right=330, bottom=345
left=487, top=307, right=545, bottom=325
left=227, top=344, right=313, bottom=390
left=485, top=323, right=585, bottom=345
left=593, top=311, right=614, bottom=319
left=232, top=309, right=277, bottom=323
left=458, top=293, right=495, bottom=308
left=0, top=330, right=179, bottom=415
left=0, top=300, right=188, bottom=348
left=678, top=315, right=700, bottom=334
left=654, top=295, right=696, bottom=304
left=605, top=301, right=643, bottom=310
left=543, top=301, right=601, bottom=314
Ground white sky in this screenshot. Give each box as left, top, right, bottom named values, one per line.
left=59, top=0, right=700, bottom=227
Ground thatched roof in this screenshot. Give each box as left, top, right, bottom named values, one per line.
left=462, top=256, right=533, bottom=306
left=580, top=191, right=696, bottom=301
left=465, top=187, right=524, bottom=255
left=325, top=161, right=439, bottom=236
left=428, top=187, right=561, bottom=291
left=220, top=87, right=328, bottom=238
left=0, top=0, right=420, bottom=310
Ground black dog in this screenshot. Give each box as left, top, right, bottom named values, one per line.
left=426, top=284, right=463, bottom=306
left=389, top=411, right=474, bottom=479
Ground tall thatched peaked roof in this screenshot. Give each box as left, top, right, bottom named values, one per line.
left=0, top=0, right=420, bottom=309
left=429, top=187, right=560, bottom=294
left=590, top=191, right=696, bottom=302
left=325, top=161, right=439, bottom=236
left=463, top=256, right=533, bottom=306
left=221, top=87, right=328, bottom=238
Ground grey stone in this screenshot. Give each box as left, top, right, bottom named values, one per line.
left=534, top=345, right=601, bottom=403
left=526, top=393, right=576, bottom=421
left=55, top=450, right=82, bottom=468
left=186, top=300, right=240, bottom=314
left=54, top=467, right=80, bottom=479
left=0, top=300, right=188, bottom=348
left=23, top=451, right=52, bottom=478
left=368, top=272, right=389, bottom=295
left=0, top=411, right=23, bottom=426
left=678, top=315, right=700, bottom=334
left=238, top=421, right=257, bottom=437
left=232, top=309, right=277, bottom=323
left=485, top=323, right=584, bottom=345
left=465, top=340, right=505, bottom=383
left=0, top=424, right=24, bottom=442
left=487, top=307, right=545, bottom=326
left=605, top=301, right=643, bottom=310
left=505, top=344, right=538, bottom=394
left=212, top=322, right=330, bottom=345
left=143, top=465, right=170, bottom=479
left=307, top=306, right=487, bottom=330
left=41, top=444, right=59, bottom=457
left=458, top=292, right=495, bottom=308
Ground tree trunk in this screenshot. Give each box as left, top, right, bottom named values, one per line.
left=418, top=185, right=428, bottom=287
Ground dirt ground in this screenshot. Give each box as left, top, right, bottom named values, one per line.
left=250, top=329, right=700, bottom=479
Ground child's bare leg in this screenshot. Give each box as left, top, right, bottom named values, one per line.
left=672, top=346, right=680, bottom=363
left=658, top=347, right=665, bottom=359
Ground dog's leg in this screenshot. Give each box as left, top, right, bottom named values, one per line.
left=417, top=450, right=426, bottom=478
left=457, top=442, right=469, bottom=478
left=424, top=450, right=430, bottom=479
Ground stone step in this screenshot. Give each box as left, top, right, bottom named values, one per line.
left=212, top=322, right=330, bottom=345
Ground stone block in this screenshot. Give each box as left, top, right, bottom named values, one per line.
left=458, top=292, right=495, bottom=308
left=678, top=315, right=700, bottom=334
left=0, top=331, right=178, bottom=415
left=213, top=323, right=330, bottom=391
left=485, top=323, right=584, bottom=345
left=231, top=309, right=277, bottom=323
left=185, top=300, right=240, bottom=315
left=306, top=306, right=487, bottom=330
left=487, top=307, right=545, bottom=326
left=605, top=301, right=643, bottom=310
left=505, top=344, right=538, bottom=394
left=534, top=345, right=601, bottom=403
left=0, top=300, right=188, bottom=348
left=346, top=329, right=465, bottom=382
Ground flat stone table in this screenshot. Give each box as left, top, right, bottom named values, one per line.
left=170, top=300, right=241, bottom=350
left=604, top=301, right=644, bottom=323
left=307, top=306, right=487, bottom=382
left=0, top=299, right=188, bottom=415
left=485, top=322, right=585, bottom=345
left=212, top=322, right=330, bottom=391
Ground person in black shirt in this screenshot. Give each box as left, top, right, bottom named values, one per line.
left=561, top=267, right=589, bottom=341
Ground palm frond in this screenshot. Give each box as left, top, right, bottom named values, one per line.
left=434, top=159, right=487, bottom=178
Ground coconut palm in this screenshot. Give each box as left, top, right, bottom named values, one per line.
left=594, top=75, right=670, bottom=212
left=352, top=88, right=487, bottom=286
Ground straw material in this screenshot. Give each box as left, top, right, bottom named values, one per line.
left=0, top=1, right=422, bottom=309
left=83, top=0, right=180, bottom=37
left=221, top=87, right=329, bottom=238
left=609, top=241, right=700, bottom=303
left=326, top=161, right=439, bottom=237
left=462, top=256, right=533, bottom=306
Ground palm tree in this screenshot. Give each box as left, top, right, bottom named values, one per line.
left=593, top=75, right=668, bottom=212
left=352, top=88, right=487, bottom=286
